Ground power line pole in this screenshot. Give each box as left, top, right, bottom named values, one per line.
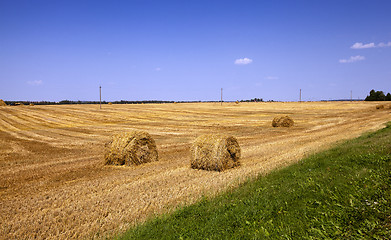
left=99, top=86, right=102, bottom=109
left=299, top=89, right=302, bottom=102
left=350, top=90, right=352, bottom=102
left=221, top=88, right=223, bottom=106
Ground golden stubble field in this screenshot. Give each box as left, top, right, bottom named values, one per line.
left=0, top=101, right=390, bottom=239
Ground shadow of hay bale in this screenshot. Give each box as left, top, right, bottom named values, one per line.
left=104, top=131, right=158, bottom=166
left=272, top=116, right=294, bottom=127
left=191, top=134, right=241, bottom=171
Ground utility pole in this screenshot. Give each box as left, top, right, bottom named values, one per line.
left=99, top=86, right=102, bottom=109
left=299, top=89, right=302, bottom=102
left=350, top=90, right=352, bottom=102
left=221, top=88, right=223, bottom=106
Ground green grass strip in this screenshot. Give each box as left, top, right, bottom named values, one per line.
left=118, top=123, right=391, bottom=239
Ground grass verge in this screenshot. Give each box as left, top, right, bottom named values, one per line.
left=118, top=123, right=391, bottom=239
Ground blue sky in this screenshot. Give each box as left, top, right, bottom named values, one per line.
left=1, top=0, right=390, bottom=102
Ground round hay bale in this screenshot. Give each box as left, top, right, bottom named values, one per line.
left=29, top=103, right=34, bottom=106
left=376, top=104, right=384, bottom=109
left=108, top=102, right=113, bottom=105
left=0, top=99, right=6, bottom=106
left=272, top=115, right=294, bottom=127
left=191, top=134, right=241, bottom=171
left=104, top=131, right=158, bottom=166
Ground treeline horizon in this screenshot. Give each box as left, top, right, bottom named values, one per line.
left=4, top=100, right=243, bottom=106
left=365, top=89, right=391, bottom=101
left=4, top=100, right=175, bottom=105
left=1, top=99, right=368, bottom=106
left=3, top=98, right=269, bottom=105
left=3, top=91, right=389, bottom=106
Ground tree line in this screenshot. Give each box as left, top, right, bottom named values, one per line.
left=365, top=89, right=391, bottom=101
left=4, top=100, right=176, bottom=106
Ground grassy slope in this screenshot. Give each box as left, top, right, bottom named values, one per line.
left=118, top=123, right=391, bottom=239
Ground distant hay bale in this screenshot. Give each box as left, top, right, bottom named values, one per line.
left=235, top=101, right=239, bottom=104
left=104, top=131, right=158, bottom=166
left=0, top=99, right=6, bottom=106
left=29, top=103, right=34, bottom=106
left=191, top=134, right=241, bottom=171
left=376, top=104, right=384, bottom=109
left=272, top=116, right=294, bottom=127
left=108, top=102, right=113, bottom=105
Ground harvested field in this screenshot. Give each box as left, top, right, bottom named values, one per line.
left=0, top=101, right=390, bottom=239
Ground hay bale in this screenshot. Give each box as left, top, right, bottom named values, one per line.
left=272, top=116, right=294, bottom=127
left=376, top=104, right=384, bottom=109
left=0, top=99, right=6, bottom=106
left=191, top=134, right=241, bottom=171
left=108, top=102, right=113, bottom=105
left=104, top=131, right=158, bottom=166
left=29, top=103, right=34, bottom=106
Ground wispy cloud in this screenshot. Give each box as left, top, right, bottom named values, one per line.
left=27, top=80, right=43, bottom=85
left=264, top=76, right=279, bottom=80
left=378, top=42, right=391, bottom=47
left=155, top=67, right=161, bottom=71
left=351, top=42, right=375, bottom=49
left=351, top=42, right=391, bottom=49
left=339, top=55, right=365, bottom=63
left=234, top=57, right=253, bottom=65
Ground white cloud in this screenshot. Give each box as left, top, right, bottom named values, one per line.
left=27, top=80, right=43, bottom=85
left=351, top=41, right=391, bottom=49
left=234, top=57, right=253, bottom=65
left=155, top=67, right=161, bottom=71
left=264, top=76, right=279, bottom=80
left=378, top=42, right=391, bottom=47
left=351, top=42, right=375, bottom=49
left=339, top=55, right=365, bottom=63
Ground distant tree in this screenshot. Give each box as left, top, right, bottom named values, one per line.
left=59, top=100, right=72, bottom=104
left=365, top=89, right=388, bottom=101
left=240, top=98, right=264, bottom=102
left=378, top=91, right=386, bottom=101
left=386, top=93, right=391, bottom=101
